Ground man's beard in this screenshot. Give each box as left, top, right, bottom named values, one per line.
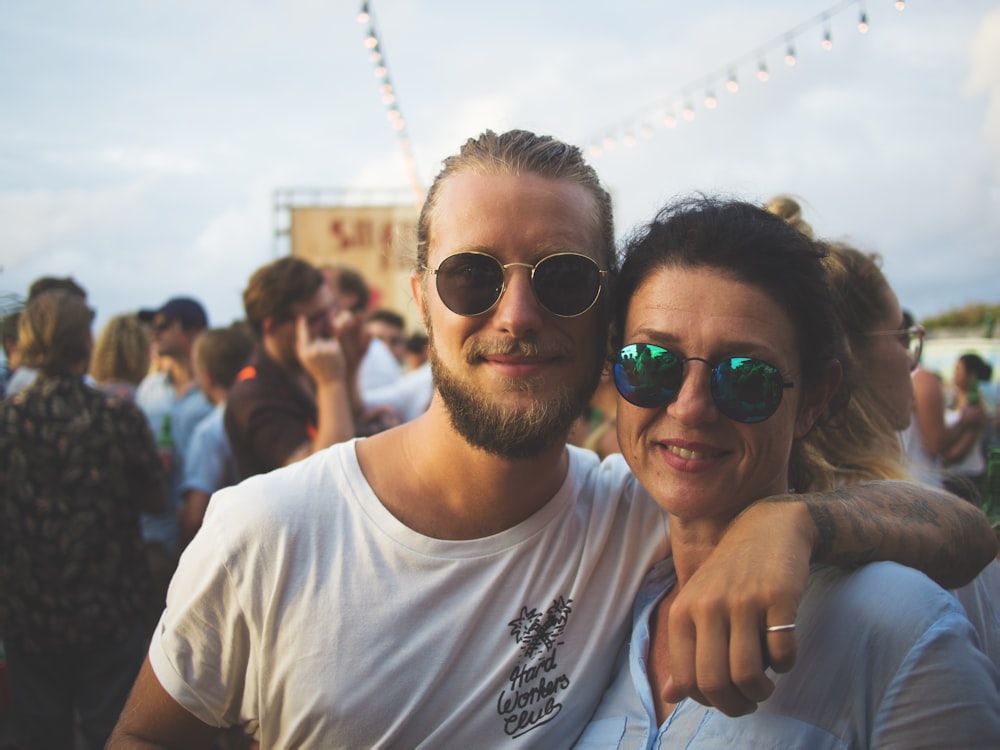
left=430, top=335, right=604, bottom=460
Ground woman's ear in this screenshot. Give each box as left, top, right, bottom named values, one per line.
left=795, top=358, right=843, bottom=438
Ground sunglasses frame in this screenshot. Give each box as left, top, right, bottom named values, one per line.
left=862, top=324, right=925, bottom=371
left=422, top=250, right=608, bottom=318
left=612, top=342, right=795, bottom=424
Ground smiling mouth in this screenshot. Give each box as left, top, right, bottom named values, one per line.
left=664, top=444, right=725, bottom=460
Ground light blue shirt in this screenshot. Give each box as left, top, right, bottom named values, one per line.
left=577, top=559, right=1000, bottom=749
left=135, top=371, right=212, bottom=550
left=180, top=403, right=238, bottom=497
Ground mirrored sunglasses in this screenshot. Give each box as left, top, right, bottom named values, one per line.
left=423, top=251, right=607, bottom=318
left=612, top=342, right=795, bottom=424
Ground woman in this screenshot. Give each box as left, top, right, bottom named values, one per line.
left=802, top=242, right=1000, bottom=668
left=943, top=352, right=994, bottom=503
left=89, top=312, right=153, bottom=400
left=0, top=290, right=167, bottom=749
left=577, top=197, right=1000, bottom=748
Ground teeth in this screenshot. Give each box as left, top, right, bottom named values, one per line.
left=668, top=445, right=709, bottom=460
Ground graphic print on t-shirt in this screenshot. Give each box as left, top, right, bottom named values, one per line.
left=496, top=596, right=573, bottom=738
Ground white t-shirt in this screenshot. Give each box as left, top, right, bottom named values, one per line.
left=150, top=442, right=668, bottom=748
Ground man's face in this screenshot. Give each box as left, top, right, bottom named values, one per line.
left=367, top=320, right=407, bottom=364
left=151, top=315, right=193, bottom=360
left=269, top=284, right=336, bottom=370
left=415, top=171, right=608, bottom=459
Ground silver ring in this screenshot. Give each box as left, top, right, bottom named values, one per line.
left=766, top=623, right=796, bottom=633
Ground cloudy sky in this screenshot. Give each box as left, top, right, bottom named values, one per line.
left=2, top=0, right=998, bottom=333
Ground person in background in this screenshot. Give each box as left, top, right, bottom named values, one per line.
left=403, top=331, right=429, bottom=371
left=225, top=257, right=360, bottom=480
left=801, top=241, right=1000, bottom=668
left=134, top=296, right=212, bottom=623
left=580, top=197, right=999, bottom=747
left=0, top=309, right=21, bottom=398
left=943, top=352, right=994, bottom=503
left=5, top=275, right=88, bottom=397
left=1, top=290, right=166, bottom=749
left=899, top=309, right=948, bottom=487
left=89, top=312, right=153, bottom=401
left=366, top=308, right=409, bottom=365
left=178, top=323, right=255, bottom=549
left=110, top=130, right=995, bottom=748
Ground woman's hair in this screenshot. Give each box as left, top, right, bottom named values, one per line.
left=614, top=195, right=838, bottom=491
left=959, top=353, right=993, bottom=384
left=764, top=195, right=814, bottom=239
left=193, top=324, right=255, bottom=389
left=800, top=243, right=912, bottom=489
left=19, top=289, right=94, bottom=377
left=89, top=313, right=152, bottom=386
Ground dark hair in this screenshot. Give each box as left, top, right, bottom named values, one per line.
left=405, top=332, right=428, bottom=355
left=367, top=308, right=406, bottom=330
left=415, top=129, right=616, bottom=276
left=613, top=195, right=837, bottom=387
left=242, top=257, right=324, bottom=338
left=19, top=290, right=94, bottom=376
left=335, top=266, right=370, bottom=313
left=960, top=352, right=993, bottom=382
left=193, top=325, right=255, bottom=389
left=28, top=275, right=87, bottom=301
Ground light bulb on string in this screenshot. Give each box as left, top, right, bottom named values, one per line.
left=381, top=92, right=395, bottom=105
left=623, top=132, right=637, bottom=148
left=603, top=135, right=618, bottom=150
left=704, top=91, right=717, bottom=109
left=370, top=47, right=383, bottom=64
left=726, top=71, right=739, bottom=93
left=858, top=11, right=869, bottom=33
left=374, top=65, right=387, bottom=78
left=757, top=61, right=769, bottom=82
left=894, top=0, right=904, bottom=9
left=357, top=2, right=370, bottom=24
left=682, top=102, right=695, bottom=121
left=784, top=43, right=796, bottom=67
left=663, top=112, right=678, bottom=128
left=639, top=123, right=654, bottom=139
left=822, top=27, right=833, bottom=51
left=364, top=30, right=378, bottom=49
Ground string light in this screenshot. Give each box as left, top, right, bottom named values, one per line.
left=358, top=1, right=424, bottom=202
left=584, top=0, right=893, bottom=156
left=822, top=26, right=833, bottom=51
left=784, top=42, right=797, bottom=66
left=894, top=0, right=905, bottom=9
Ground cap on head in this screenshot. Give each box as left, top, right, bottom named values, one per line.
left=138, top=297, right=208, bottom=329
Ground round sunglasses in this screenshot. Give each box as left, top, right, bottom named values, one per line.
left=423, top=251, right=608, bottom=318
left=612, top=342, right=795, bottom=424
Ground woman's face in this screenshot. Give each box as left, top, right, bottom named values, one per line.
left=854, top=286, right=914, bottom=431
left=616, top=266, right=826, bottom=527
left=953, top=359, right=971, bottom=391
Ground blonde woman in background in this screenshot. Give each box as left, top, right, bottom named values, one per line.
left=90, top=313, right=153, bottom=401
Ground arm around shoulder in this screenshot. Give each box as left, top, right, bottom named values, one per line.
left=798, top=479, right=997, bottom=589
left=108, top=657, right=221, bottom=749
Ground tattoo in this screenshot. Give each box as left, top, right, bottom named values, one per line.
left=798, top=480, right=995, bottom=589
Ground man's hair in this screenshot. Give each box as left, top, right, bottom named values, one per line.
left=242, top=257, right=324, bottom=338
left=334, top=266, right=370, bottom=313
left=193, top=324, right=255, bottom=389
left=89, top=313, right=152, bottom=386
left=367, top=308, right=405, bottom=330
left=414, top=129, right=616, bottom=275
left=28, top=275, right=87, bottom=301
left=19, top=290, right=94, bottom=376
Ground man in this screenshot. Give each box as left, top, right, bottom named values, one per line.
left=224, top=257, right=359, bottom=479
left=135, top=296, right=213, bottom=619
left=366, top=308, right=409, bottom=365
left=111, top=130, right=995, bottom=748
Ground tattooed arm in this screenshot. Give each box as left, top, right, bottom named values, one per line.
left=659, top=480, right=996, bottom=716
left=801, top=480, right=996, bottom=589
